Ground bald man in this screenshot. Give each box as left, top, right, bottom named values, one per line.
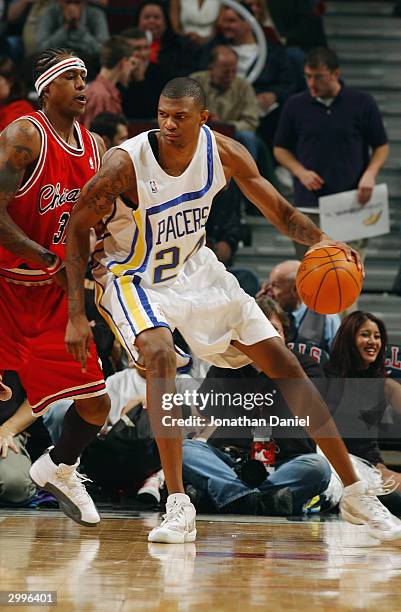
left=257, top=260, right=341, bottom=352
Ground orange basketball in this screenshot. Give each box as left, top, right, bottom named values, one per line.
left=296, top=247, right=363, bottom=314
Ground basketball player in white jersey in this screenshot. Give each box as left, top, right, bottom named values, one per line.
left=65, top=77, right=401, bottom=544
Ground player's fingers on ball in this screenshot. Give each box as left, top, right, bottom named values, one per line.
left=351, top=248, right=363, bottom=271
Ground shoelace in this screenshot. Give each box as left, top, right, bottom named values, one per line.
left=359, top=494, right=394, bottom=524
left=55, top=466, right=93, bottom=505
left=366, top=476, right=398, bottom=497
left=160, top=502, right=190, bottom=531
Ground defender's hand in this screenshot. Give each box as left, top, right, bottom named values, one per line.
left=65, top=315, right=93, bottom=372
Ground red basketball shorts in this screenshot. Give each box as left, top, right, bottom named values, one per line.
left=0, top=277, right=106, bottom=413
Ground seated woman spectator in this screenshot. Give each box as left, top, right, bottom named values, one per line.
left=324, top=311, right=401, bottom=515
left=135, top=0, right=199, bottom=79
left=169, top=0, right=221, bottom=46
left=0, top=56, right=34, bottom=133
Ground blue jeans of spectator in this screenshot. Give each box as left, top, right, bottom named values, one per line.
left=42, top=400, right=72, bottom=444
left=182, top=439, right=331, bottom=514
left=236, top=130, right=258, bottom=161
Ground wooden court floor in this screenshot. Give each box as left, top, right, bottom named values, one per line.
left=1, top=510, right=401, bottom=611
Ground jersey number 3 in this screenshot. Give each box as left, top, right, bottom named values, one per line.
left=53, top=212, right=70, bottom=245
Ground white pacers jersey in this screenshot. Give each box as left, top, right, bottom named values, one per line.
left=93, top=125, right=226, bottom=287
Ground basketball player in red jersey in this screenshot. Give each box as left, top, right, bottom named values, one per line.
left=0, top=48, right=110, bottom=527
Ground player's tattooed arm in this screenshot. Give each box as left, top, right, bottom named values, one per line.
left=65, top=148, right=135, bottom=317
left=65, top=148, right=135, bottom=367
left=217, top=133, right=325, bottom=246
left=0, top=122, right=58, bottom=268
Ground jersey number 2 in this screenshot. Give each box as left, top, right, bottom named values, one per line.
left=153, top=246, right=180, bottom=284
left=153, top=236, right=205, bottom=284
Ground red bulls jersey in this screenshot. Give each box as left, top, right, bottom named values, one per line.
left=0, top=110, right=100, bottom=283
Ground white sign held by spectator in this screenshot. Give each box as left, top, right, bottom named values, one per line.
left=319, top=183, right=390, bottom=242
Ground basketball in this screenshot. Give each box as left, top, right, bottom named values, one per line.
left=296, top=247, right=363, bottom=314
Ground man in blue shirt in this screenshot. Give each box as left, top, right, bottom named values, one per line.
left=273, top=47, right=388, bottom=259
left=257, top=260, right=340, bottom=352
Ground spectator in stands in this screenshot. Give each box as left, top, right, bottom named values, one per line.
left=119, top=27, right=169, bottom=120
left=324, top=311, right=401, bottom=515
left=191, top=46, right=260, bottom=160
left=19, top=1, right=106, bottom=58
left=257, top=260, right=340, bottom=352
left=182, top=296, right=331, bottom=516
left=135, top=0, right=200, bottom=79
left=81, top=35, right=136, bottom=128
left=205, top=5, right=297, bottom=149
left=169, top=0, right=221, bottom=46
left=37, top=0, right=109, bottom=67
left=89, top=112, right=128, bottom=149
left=274, top=47, right=389, bottom=259
left=21, top=1, right=53, bottom=58
left=0, top=372, right=36, bottom=506
left=240, top=0, right=283, bottom=46
left=0, top=56, right=34, bottom=132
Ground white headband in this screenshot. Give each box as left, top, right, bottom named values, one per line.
left=35, top=57, right=87, bottom=96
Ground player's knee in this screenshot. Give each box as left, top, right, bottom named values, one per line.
left=140, top=340, right=176, bottom=376
left=76, top=393, right=111, bottom=424
left=151, top=346, right=177, bottom=376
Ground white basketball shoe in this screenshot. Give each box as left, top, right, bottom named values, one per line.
left=148, top=493, right=196, bottom=543
left=30, top=449, right=100, bottom=527
left=340, top=480, right=401, bottom=541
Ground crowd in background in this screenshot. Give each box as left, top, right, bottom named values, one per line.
left=1, top=0, right=401, bottom=520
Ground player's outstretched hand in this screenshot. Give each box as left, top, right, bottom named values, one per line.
left=306, top=238, right=364, bottom=274
left=0, top=430, right=19, bottom=459
left=65, top=314, right=93, bottom=373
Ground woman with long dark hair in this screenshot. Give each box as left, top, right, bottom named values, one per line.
left=0, top=56, right=34, bottom=132
left=135, top=0, right=200, bottom=78
left=325, top=311, right=401, bottom=513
